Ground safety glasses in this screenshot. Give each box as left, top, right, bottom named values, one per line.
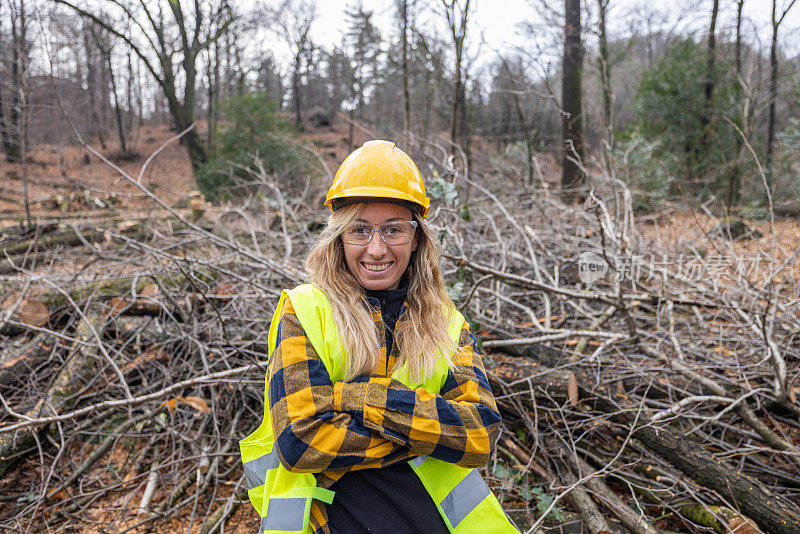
left=341, top=220, right=419, bottom=246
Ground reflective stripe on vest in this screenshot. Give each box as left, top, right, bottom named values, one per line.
left=411, top=455, right=427, bottom=467
left=440, top=469, right=492, bottom=528
left=261, top=497, right=306, bottom=532
left=412, top=455, right=495, bottom=530
left=244, top=448, right=280, bottom=491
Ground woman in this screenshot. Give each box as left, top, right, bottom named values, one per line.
left=241, top=140, right=517, bottom=534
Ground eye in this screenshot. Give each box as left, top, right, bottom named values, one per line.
left=383, top=225, right=401, bottom=235
left=350, top=225, right=369, bottom=234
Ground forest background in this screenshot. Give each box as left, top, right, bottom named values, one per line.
left=1, top=0, right=800, bottom=533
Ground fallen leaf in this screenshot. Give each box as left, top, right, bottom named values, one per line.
left=162, top=398, right=179, bottom=412
left=20, top=300, right=49, bottom=327
left=181, top=396, right=210, bottom=412
left=106, top=297, right=129, bottom=317
left=117, top=220, right=138, bottom=232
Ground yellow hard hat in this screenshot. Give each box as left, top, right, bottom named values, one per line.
left=325, top=140, right=431, bottom=218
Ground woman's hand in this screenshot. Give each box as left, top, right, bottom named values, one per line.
left=268, top=299, right=415, bottom=474
left=331, top=321, right=501, bottom=468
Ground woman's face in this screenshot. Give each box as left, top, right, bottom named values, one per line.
left=342, top=203, right=418, bottom=291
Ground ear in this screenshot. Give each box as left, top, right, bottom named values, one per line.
left=411, top=229, right=419, bottom=252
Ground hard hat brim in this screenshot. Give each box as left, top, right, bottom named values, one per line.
left=325, top=187, right=430, bottom=218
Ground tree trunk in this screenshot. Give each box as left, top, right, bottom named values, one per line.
left=207, top=38, right=217, bottom=150
left=83, top=25, right=106, bottom=149
left=6, top=1, right=23, bottom=163
left=401, top=0, right=411, bottom=137
left=511, top=84, right=535, bottom=189
left=0, top=24, right=7, bottom=157
left=293, top=50, right=302, bottom=127
left=126, top=52, right=135, bottom=135
left=596, top=0, right=612, bottom=144
left=164, top=88, right=207, bottom=171
left=728, top=0, right=746, bottom=208
left=735, top=0, right=744, bottom=76
left=561, top=0, right=584, bottom=193
left=104, top=46, right=128, bottom=157
left=702, top=0, right=719, bottom=139
left=765, top=2, right=779, bottom=176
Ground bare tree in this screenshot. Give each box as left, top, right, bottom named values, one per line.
left=5, top=0, right=28, bottom=163
left=206, top=18, right=221, bottom=149
left=89, top=21, right=128, bottom=158
left=81, top=19, right=106, bottom=149
left=397, top=0, right=414, bottom=137
left=765, top=0, right=796, bottom=175
left=735, top=0, right=745, bottom=77
left=325, top=47, right=352, bottom=124
left=561, top=0, right=584, bottom=193
left=262, top=0, right=316, bottom=127
left=596, top=0, right=612, bottom=144
left=54, top=0, right=234, bottom=172
left=507, top=60, right=539, bottom=187
left=701, top=0, right=719, bottom=141
left=0, top=1, right=7, bottom=156
left=440, top=0, right=473, bottom=153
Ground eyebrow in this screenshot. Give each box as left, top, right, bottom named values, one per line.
left=353, top=217, right=407, bottom=223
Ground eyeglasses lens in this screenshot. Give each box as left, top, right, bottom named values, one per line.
left=343, top=221, right=416, bottom=245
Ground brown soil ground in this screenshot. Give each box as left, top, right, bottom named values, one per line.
left=639, top=211, right=800, bottom=291
left=0, top=124, right=197, bottom=218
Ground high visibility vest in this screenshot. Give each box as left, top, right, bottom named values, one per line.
left=240, top=284, right=519, bottom=534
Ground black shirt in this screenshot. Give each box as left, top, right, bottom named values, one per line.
left=326, top=276, right=449, bottom=534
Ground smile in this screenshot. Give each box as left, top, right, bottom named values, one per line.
left=363, top=262, right=393, bottom=272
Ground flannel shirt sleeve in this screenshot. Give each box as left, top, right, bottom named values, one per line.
left=332, top=320, right=501, bottom=468
left=268, top=298, right=414, bottom=473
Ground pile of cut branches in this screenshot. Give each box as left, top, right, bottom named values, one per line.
left=1, top=148, right=799, bottom=534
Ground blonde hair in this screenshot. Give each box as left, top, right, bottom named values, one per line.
left=305, top=203, right=458, bottom=382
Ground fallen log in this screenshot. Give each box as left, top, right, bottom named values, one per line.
left=0, top=221, right=150, bottom=275
left=0, top=309, right=105, bottom=477
left=557, top=441, right=661, bottom=534
left=679, top=505, right=763, bottom=534
left=493, top=358, right=800, bottom=534
left=0, top=222, right=59, bottom=242
left=0, top=333, right=53, bottom=388
left=557, top=465, right=614, bottom=534
left=1, top=226, right=107, bottom=257
left=630, top=417, right=800, bottom=533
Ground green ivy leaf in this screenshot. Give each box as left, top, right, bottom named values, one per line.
left=446, top=281, right=464, bottom=301
left=429, top=177, right=458, bottom=206
left=492, top=462, right=513, bottom=478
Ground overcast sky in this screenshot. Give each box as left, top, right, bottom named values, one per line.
left=293, top=0, right=800, bottom=70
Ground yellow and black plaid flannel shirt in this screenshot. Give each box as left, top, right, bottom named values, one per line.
left=267, top=296, right=501, bottom=534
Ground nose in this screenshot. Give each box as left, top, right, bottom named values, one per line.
left=365, top=229, right=387, bottom=256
